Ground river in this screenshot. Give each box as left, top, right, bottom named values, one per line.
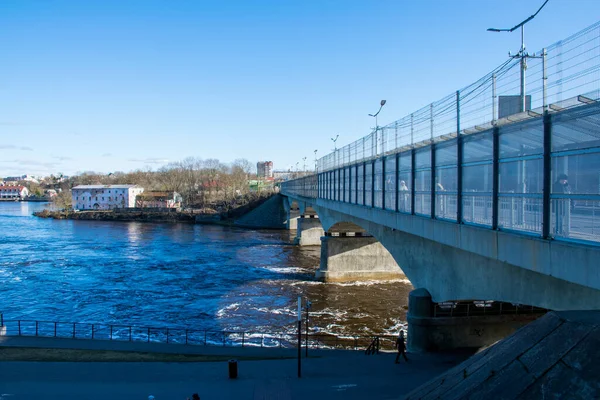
left=0, top=202, right=412, bottom=340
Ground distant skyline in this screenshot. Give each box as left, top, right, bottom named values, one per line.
left=1, top=0, right=599, bottom=177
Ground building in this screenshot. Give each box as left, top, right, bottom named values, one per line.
left=0, top=185, right=29, bottom=200
left=257, top=161, right=274, bottom=179
left=3, top=175, right=39, bottom=184
left=71, top=185, right=144, bottom=210
left=135, top=191, right=182, bottom=209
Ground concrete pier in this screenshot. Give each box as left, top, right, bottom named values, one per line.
left=286, top=207, right=300, bottom=230
left=315, top=235, right=405, bottom=282
left=407, top=289, right=544, bottom=353
left=293, top=216, right=324, bottom=246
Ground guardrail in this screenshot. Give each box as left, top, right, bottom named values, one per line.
left=0, top=315, right=398, bottom=351
left=433, top=301, right=548, bottom=318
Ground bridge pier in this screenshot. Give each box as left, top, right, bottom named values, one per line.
left=407, top=289, right=544, bottom=353
left=286, top=207, right=300, bottom=230
left=293, top=216, right=324, bottom=246
left=316, top=235, right=405, bottom=282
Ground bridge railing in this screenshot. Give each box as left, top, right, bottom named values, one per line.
left=317, top=21, right=600, bottom=173
left=0, top=315, right=398, bottom=351
left=282, top=22, right=600, bottom=245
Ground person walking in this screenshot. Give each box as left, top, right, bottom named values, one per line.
left=395, top=331, right=408, bottom=364
left=554, top=174, right=572, bottom=235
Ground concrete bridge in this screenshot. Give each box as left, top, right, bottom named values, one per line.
left=278, top=99, right=600, bottom=351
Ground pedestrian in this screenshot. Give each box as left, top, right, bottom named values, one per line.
left=554, top=174, right=572, bottom=235
left=399, top=180, right=409, bottom=211
left=395, top=331, right=408, bottom=364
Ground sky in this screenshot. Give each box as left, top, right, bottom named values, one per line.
left=1, top=0, right=599, bottom=177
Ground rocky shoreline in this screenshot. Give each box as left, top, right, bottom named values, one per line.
left=33, top=209, right=197, bottom=223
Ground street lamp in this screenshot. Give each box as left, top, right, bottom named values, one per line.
left=302, top=157, right=307, bottom=173
left=369, top=100, right=386, bottom=156
left=487, top=0, right=549, bottom=113
left=331, top=135, right=340, bottom=168
left=314, top=149, right=318, bottom=172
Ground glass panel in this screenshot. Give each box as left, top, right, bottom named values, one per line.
left=374, top=159, right=383, bottom=208
left=385, top=156, right=396, bottom=211
left=365, top=162, right=373, bottom=207
left=498, top=159, right=543, bottom=235
left=499, top=119, right=544, bottom=158
left=550, top=152, right=600, bottom=242
left=552, top=105, right=600, bottom=152
left=344, top=167, right=350, bottom=202
left=415, top=169, right=431, bottom=216
left=357, top=164, right=364, bottom=205
left=398, top=151, right=412, bottom=213
left=436, top=142, right=457, bottom=166
left=462, top=164, right=493, bottom=226
left=463, top=130, right=493, bottom=163
left=435, top=166, right=457, bottom=221
left=416, top=149, right=431, bottom=168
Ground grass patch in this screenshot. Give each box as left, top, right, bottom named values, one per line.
left=0, top=347, right=290, bottom=362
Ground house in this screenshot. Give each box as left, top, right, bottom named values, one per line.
left=0, top=185, right=29, bottom=200
left=135, top=191, right=182, bottom=209
left=71, top=185, right=144, bottom=210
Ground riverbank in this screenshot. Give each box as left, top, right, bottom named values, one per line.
left=33, top=209, right=197, bottom=223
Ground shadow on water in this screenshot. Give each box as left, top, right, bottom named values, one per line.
left=0, top=202, right=412, bottom=338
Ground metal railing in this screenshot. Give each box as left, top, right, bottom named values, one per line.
left=0, top=316, right=398, bottom=351
left=317, top=21, right=600, bottom=173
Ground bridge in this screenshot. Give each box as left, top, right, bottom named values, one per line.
left=276, top=22, right=600, bottom=351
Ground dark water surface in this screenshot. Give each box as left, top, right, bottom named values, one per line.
left=0, top=202, right=412, bottom=338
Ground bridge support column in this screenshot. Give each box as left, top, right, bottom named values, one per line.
left=407, top=288, right=545, bottom=353
left=286, top=208, right=300, bottom=230
left=293, top=216, right=324, bottom=246
left=316, top=235, right=405, bottom=282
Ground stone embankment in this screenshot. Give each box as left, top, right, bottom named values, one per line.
left=34, top=209, right=196, bottom=223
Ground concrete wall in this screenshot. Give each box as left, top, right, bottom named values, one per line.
left=234, top=194, right=287, bottom=229
left=317, top=236, right=405, bottom=282
left=283, top=196, right=600, bottom=310
left=407, top=288, right=544, bottom=352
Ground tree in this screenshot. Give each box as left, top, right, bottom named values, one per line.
left=53, top=189, right=72, bottom=212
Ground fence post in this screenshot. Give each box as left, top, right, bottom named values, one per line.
left=72, top=323, right=76, bottom=339
left=54, top=322, right=57, bottom=337
left=542, top=111, right=552, bottom=239
left=411, top=148, right=416, bottom=215
left=492, top=126, right=500, bottom=230
left=129, top=326, right=132, bottom=342
left=36, top=321, right=38, bottom=336
left=91, top=324, right=94, bottom=339
left=185, top=329, right=188, bottom=345
left=456, top=90, right=463, bottom=224
left=18, top=320, right=21, bottom=336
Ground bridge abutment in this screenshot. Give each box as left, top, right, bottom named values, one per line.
left=316, top=235, right=405, bottom=282
left=407, top=288, right=545, bottom=353
left=293, top=216, right=324, bottom=246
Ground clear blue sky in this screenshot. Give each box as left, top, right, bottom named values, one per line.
left=1, top=0, right=599, bottom=177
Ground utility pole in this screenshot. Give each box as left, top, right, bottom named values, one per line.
left=487, top=0, right=549, bottom=113
left=369, top=100, right=386, bottom=156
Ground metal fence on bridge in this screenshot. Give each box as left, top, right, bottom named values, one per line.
left=283, top=22, right=600, bottom=245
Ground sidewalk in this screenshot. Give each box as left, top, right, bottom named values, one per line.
left=0, top=336, right=469, bottom=400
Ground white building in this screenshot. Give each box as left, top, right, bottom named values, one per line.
left=0, top=185, right=29, bottom=199
left=71, top=185, right=144, bottom=210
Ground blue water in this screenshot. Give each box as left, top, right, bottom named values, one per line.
left=0, top=202, right=410, bottom=336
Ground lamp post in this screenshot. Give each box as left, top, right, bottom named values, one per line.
left=487, top=0, right=549, bottom=113
left=303, top=157, right=307, bottom=173
left=368, top=100, right=386, bottom=156
left=331, top=135, right=339, bottom=167
left=314, top=149, right=318, bottom=172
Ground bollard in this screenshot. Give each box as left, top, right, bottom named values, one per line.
left=228, top=359, right=238, bottom=379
